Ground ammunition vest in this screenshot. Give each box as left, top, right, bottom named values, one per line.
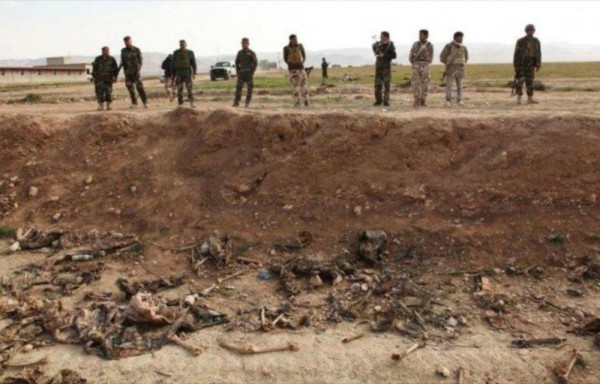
left=173, top=50, right=191, bottom=69
left=287, top=45, right=304, bottom=65
left=450, top=45, right=466, bottom=65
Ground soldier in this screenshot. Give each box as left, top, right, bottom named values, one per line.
left=513, top=24, right=542, bottom=105
left=372, top=31, right=397, bottom=107
left=161, top=54, right=174, bottom=101
left=172, top=39, right=197, bottom=108
left=91, top=46, right=118, bottom=111
left=119, top=36, right=148, bottom=108
left=233, top=37, right=258, bottom=108
left=283, top=34, right=309, bottom=107
left=440, top=31, right=469, bottom=106
left=409, top=29, right=434, bottom=107
left=321, top=57, right=329, bottom=82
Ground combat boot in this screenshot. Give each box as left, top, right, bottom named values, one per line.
left=420, top=99, right=427, bottom=107
left=232, top=101, right=240, bottom=107
left=143, top=102, right=148, bottom=109
left=304, top=100, right=310, bottom=107
left=517, top=95, right=522, bottom=105
left=373, top=100, right=382, bottom=107
left=97, top=103, right=104, bottom=111
left=527, top=96, right=538, bottom=104
left=190, top=100, right=196, bottom=108
left=106, top=103, right=112, bottom=111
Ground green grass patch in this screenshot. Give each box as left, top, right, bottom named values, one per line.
left=0, top=226, right=15, bottom=238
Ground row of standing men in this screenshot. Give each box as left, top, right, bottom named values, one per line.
left=91, top=26, right=542, bottom=111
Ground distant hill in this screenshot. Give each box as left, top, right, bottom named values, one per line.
left=1, top=43, right=599, bottom=76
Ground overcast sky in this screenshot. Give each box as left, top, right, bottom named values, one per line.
left=0, top=0, right=598, bottom=59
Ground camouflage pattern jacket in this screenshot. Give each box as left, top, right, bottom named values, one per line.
left=235, top=48, right=258, bottom=74
left=372, top=41, right=397, bottom=70
left=283, top=44, right=306, bottom=70
left=92, top=55, right=119, bottom=82
left=409, top=41, right=434, bottom=64
left=120, top=46, right=143, bottom=75
left=513, top=36, right=542, bottom=68
left=172, top=49, right=197, bottom=77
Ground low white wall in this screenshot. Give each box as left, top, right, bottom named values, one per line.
left=0, top=69, right=89, bottom=85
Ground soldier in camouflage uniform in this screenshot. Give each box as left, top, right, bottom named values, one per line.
left=119, top=36, right=147, bottom=108
left=233, top=38, right=258, bottom=108
left=172, top=40, right=197, bottom=108
left=92, top=46, right=118, bottom=111
left=372, top=31, right=397, bottom=107
left=513, top=24, right=542, bottom=105
left=440, top=31, right=469, bottom=106
left=409, top=29, right=434, bottom=107
left=283, top=34, right=309, bottom=107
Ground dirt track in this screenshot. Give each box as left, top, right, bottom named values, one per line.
left=0, top=97, right=599, bottom=383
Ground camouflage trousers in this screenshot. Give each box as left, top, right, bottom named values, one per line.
left=164, top=76, right=175, bottom=98
left=288, top=69, right=309, bottom=103
left=445, top=64, right=465, bottom=102
left=374, top=66, right=391, bottom=104
left=411, top=62, right=431, bottom=102
left=515, top=60, right=536, bottom=97
left=94, top=80, right=113, bottom=103
left=234, top=71, right=254, bottom=105
left=175, top=74, right=194, bottom=105
left=125, top=73, right=147, bottom=105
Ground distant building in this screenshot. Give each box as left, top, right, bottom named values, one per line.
left=0, top=57, right=91, bottom=85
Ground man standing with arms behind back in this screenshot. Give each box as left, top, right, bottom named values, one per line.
left=513, top=24, right=542, bottom=105
left=440, top=31, right=469, bottom=106
left=92, top=46, right=118, bottom=111
left=372, top=31, right=397, bottom=107
left=283, top=34, right=309, bottom=107
left=233, top=37, right=258, bottom=108
left=172, top=39, right=197, bottom=108
left=119, top=36, right=148, bottom=109
left=409, top=29, right=434, bottom=107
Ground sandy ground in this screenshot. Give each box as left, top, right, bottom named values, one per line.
left=0, top=85, right=599, bottom=383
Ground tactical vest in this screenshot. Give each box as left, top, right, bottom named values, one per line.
left=287, top=45, right=304, bottom=65
left=173, top=50, right=191, bottom=69
left=450, top=45, right=466, bottom=65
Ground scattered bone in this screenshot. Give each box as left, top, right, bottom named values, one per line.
left=553, top=349, right=582, bottom=384
left=457, top=367, right=465, bottom=384
left=511, top=337, right=566, bottom=348
left=342, top=333, right=364, bottom=344
left=217, top=270, right=247, bottom=284
left=169, top=334, right=202, bottom=356
left=218, top=340, right=300, bottom=355
left=391, top=341, right=426, bottom=362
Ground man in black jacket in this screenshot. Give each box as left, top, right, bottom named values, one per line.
left=372, top=31, right=397, bottom=106
left=161, top=54, right=174, bottom=101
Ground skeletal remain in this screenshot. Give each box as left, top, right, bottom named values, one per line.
left=394, top=322, right=422, bottom=338
left=554, top=349, right=582, bottom=384
left=218, top=340, right=300, bottom=355
left=457, top=367, right=465, bottom=384
left=237, top=257, right=261, bottom=264
left=342, top=333, right=364, bottom=344
left=217, top=270, right=246, bottom=284
left=200, top=284, right=217, bottom=297
left=169, top=334, right=202, bottom=356
left=391, top=341, right=426, bottom=362
left=511, top=337, right=565, bottom=348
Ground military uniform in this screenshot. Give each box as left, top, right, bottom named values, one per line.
left=172, top=48, right=197, bottom=106
left=92, top=55, right=118, bottom=107
left=120, top=46, right=147, bottom=106
left=440, top=42, right=469, bottom=104
left=513, top=35, right=541, bottom=99
left=372, top=40, right=397, bottom=106
left=283, top=43, right=309, bottom=106
left=321, top=59, right=329, bottom=80
left=409, top=40, right=434, bottom=106
left=234, top=48, right=258, bottom=107
left=161, top=54, right=174, bottom=100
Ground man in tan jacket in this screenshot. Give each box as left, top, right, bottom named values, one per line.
left=440, top=31, right=469, bottom=106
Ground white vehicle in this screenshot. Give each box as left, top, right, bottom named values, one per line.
left=210, top=61, right=236, bottom=81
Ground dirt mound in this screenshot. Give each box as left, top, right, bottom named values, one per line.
left=1, top=110, right=600, bottom=266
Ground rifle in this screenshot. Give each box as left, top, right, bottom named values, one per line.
left=511, top=74, right=520, bottom=97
